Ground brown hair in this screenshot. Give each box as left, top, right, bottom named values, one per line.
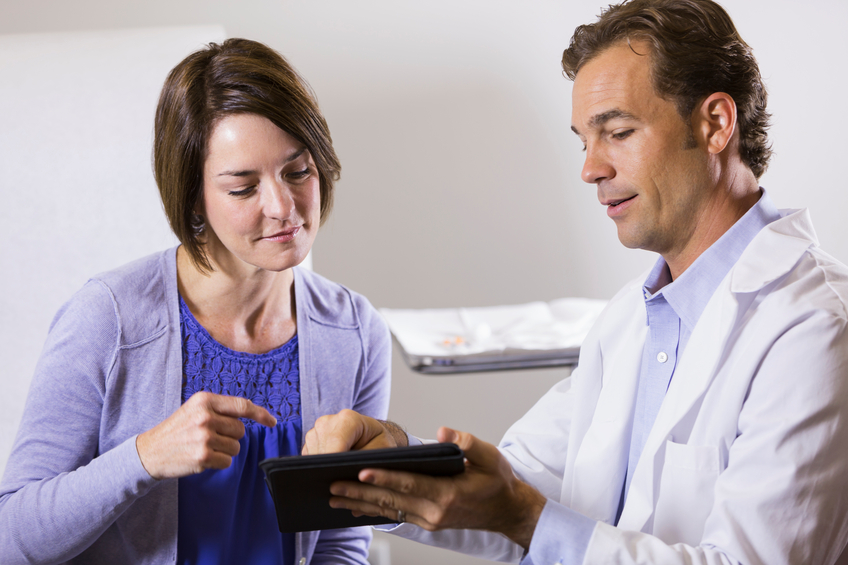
left=154, top=38, right=340, bottom=272
left=562, top=0, right=772, bottom=178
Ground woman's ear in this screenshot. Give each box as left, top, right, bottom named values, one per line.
left=693, top=92, right=737, bottom=155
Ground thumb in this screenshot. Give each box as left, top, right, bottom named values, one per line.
left=438, top=426, right=500, bottom=469
left=437, top=426, right=459, bottom=444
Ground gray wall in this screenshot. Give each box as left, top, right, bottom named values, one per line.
left=3, top=1, right=847, bottom=564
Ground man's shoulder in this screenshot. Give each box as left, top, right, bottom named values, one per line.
left=734, top=209, right=848, bottom=318
left=781, top=245, right=848, bottom=320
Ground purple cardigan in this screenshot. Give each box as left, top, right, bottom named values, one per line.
left=0, top=248, right=392, bottom=564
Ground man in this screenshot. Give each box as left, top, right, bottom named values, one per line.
left=304, top=1, right=848, bottom=563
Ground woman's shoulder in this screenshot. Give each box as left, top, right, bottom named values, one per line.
left=90, top=248, right=176, bottom=294
left=293, top=267, right=382, bottom=330
left=78, top=247, right=177, bottom=343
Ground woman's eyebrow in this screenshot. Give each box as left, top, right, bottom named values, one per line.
left=216, top=147, right=308, bottom=177
left=284, top=146, right=307, bottom=163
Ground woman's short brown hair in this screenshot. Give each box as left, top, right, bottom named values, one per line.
left=154, top=38, right=340, bottom=272
left=562, top=0, right=772, bottom=178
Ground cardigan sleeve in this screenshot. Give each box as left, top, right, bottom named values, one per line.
left=350, top=292, right=392, bottom=421
left=309, top=290, right=392, bottom=565
left=0, top=280, right=158, bottom=564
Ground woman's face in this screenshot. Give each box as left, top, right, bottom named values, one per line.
left=200, top=113, right=321, bottom=274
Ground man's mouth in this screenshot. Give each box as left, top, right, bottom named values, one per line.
left=603, top=194, right=637, bottom=218
left=604, top=195, right=636, bottom=207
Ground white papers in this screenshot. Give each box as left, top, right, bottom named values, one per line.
left=380, top=298, right=607, bottom=373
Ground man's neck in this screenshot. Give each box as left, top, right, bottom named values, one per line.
left=665, top=179, right=761, bottom=280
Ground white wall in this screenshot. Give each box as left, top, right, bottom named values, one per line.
left=2, top=2, right=846, bottom=564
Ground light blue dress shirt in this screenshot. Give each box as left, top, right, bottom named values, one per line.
left=523, top=191, right=780, bottom=565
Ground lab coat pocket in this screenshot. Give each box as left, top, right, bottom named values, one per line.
left=653, top=441, right=719, bottom=546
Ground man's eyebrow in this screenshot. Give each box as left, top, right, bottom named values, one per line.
left=572, top=109, right=639, bottom=136
left=590, top=109, right=638, bottom=129
left=216, top=147, right=308, bottom=177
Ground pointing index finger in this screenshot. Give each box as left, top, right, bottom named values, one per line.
left=209, top=394, right=278, bottom=427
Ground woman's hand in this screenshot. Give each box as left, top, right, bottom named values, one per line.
left=302, top=409, right=407, bottom=455
left=136, top=391, right=277, bottom=479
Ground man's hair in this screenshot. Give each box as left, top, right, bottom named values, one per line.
left=153, top=38, right=340, bottom=272
left=562, top=0, right=771, bottom=178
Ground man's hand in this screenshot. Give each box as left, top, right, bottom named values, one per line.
left=136, top=391, right=277, bottom=480
left=302, top=409, right=408, bottom=455
left=328, top=426, right=547, bottom=549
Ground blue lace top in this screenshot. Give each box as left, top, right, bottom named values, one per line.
left=177, top=297, right=301, bottom=565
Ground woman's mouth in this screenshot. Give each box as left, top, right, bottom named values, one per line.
left=262, top=227, right=300, bottom=242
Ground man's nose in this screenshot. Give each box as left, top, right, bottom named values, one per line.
left=581, top=144, right=615, bottom=184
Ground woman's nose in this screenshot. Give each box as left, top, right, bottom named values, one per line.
left=263, top=180, right=295, bottom=220
left=581, top=144, right=616, bottom=185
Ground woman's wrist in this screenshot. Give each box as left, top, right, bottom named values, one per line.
left=378, top=420, right=409, bottom=447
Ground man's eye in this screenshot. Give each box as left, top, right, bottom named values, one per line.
left=612, top=129, right=634, bottom=140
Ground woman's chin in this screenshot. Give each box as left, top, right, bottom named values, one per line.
left=252, top=249, right=311, bottom=273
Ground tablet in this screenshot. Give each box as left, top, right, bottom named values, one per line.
left=259, top=442, right=465, bottom=532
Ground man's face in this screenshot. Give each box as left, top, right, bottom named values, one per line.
left=571, top=40, right=714, bottom=261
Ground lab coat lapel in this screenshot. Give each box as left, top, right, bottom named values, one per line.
left=617, top=276, right=738, bottom=531
left=567, top=291, right=646, bottom=523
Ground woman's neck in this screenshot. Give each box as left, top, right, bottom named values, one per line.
left=176, top=246, right=297, bottom=354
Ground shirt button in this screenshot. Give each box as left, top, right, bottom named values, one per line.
left=657, top=351, right=668, bottom=363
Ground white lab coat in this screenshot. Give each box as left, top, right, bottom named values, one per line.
left=388, top=208, right=848, bottom=565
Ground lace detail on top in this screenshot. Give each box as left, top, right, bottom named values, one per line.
left=179, top=296, right=301, bottom=425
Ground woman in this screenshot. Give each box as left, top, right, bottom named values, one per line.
left=0, top=39, right=390, bottom=565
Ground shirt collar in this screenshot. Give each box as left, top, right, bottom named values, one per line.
left=642, top=189, right=780, bottom=331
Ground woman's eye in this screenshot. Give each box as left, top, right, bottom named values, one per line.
left=228, top=186, right=255, bottom=197
left=287, top=168, right=311, bottom=181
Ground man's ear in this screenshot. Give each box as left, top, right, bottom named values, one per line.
left=693, top=92, right=737, bottom=155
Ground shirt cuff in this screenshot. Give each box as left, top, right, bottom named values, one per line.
left=521, top=500, right=597, bottom=565
left=406, top=433, right=424, bottom=446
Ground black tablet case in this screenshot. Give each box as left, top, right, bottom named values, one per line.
left=260, top=443, right=465, bottom=532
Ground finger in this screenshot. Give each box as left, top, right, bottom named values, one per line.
left=206, top=411, right=246, bottom=440
left=207, top=393, right=278, bottom=427
left=437, top=427, right=501, bottom=470
left=330, top=495, right=441, bottom=531
left=304, top=410, right=387, bottom=455
left=350, top=416, right=396, bottom=451
left=205, top=432, right=242, bottom=458
left=303, top=414, right=357, bottom=455
left=175, top=433, right=240, bottom=474
left=357, top=467, right=438, bottom=497
left=330, top=480, right=408, bottom=518
left=329, top=481, right=442, bottom=531
left=203, top=449, right=237, bottom=470
left=335, top=468, right=443, bottom=517
left=184, top=400, right=247, bottom=440
left=330, top=494, right=412, bottom=520
left=302, top=427, right=317, bottom=455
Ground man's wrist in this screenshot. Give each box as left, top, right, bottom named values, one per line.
left=500, top=480, right=546, bottom=549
